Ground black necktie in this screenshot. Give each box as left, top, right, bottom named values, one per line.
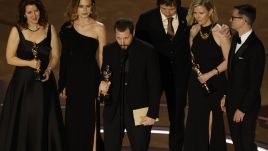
left=167, top=17, right=174, bottom=40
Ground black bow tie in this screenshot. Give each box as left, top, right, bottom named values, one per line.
left=233, top=34, right=241, bottom=44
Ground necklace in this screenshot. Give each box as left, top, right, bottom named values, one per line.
left=74, top=20, right=93, bottom=28
left=74, top=18, right=94, bottom=28
left=199, top=24, right=213, bottom=40
left=27, top=26, right=40, bottom=32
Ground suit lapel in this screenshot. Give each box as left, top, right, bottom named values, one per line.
left=155, top=8, right=188, bottom=42
left=228, top=34, right=237, bottom=74
left=173, top=19, right=182, bottom=41
left=156, top=8, right=183, bottom=41
left=229, top=32, right=255, bottom=74
left=173, top=10, right=187, bottom=40
left=235, top=32, right=255, bottom=57
left=155, top=10, right=168, bottom=39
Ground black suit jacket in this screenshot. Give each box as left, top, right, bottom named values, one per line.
left=226, top=31, right=266, bottom=114
left=102, top=38, right=161, bottom=121
left=135, top=7, right=191, bottom=90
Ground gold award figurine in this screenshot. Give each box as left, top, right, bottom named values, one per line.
left=98, top=65, right=112, bottom=103
left=191, top=51, right=214, bottom=95
left=32, top=43, right=42, bottom=80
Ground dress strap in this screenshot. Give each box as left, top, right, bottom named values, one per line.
left=47, top=24, right=51, bottom=41
left=15, top=25, right=25, bottom=41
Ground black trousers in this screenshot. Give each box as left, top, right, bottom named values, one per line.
left=227, top=110, right=258, bottom=151
left=103, top=103, right=152, bottom=151
left=162, top=72, right=187, bottom=151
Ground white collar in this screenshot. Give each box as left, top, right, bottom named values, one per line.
left=160, top=10, right=177, bottom=21
left=239, top=29, right=253, bottom=44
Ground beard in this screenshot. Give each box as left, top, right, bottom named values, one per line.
left=120, top=45, right=128, bottom=50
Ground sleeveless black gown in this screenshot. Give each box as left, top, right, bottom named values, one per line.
left=0, top=25, right=64, bottom=151
left=184, top=24, right=227, bottom=151
left=59, top=22, right=103, bottom=151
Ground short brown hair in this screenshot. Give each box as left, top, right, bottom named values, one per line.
left=114, top=18, right=134, bottom=34
left=157, top=0, right=181, bottom=8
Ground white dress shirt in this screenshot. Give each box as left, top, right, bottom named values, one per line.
left=160, top=11, right=179, bottom=34
left=235, top=29, right=253, bottom=53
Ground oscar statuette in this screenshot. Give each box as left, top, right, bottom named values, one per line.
left=190, top=51, right=214, bottom=95
left=97, top=65, right=112, bottom=103
left=32, top=43, right=43, bottom=81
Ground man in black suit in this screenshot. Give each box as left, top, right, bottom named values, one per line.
left=135, top=0, right=190, bottom=150
left=100, top=18, right=161, bottom=151
left=221, top=4, right=266, bottom=151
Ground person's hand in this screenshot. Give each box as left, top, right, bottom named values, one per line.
left=220, top=95, right=226, bottom=112
left=219, top=24, right=231, bottom=39
left=98, top=81, right=111, bottom=96
left=59, top=88, right=67, bottom=100
left=190, top=24, right=201, bottom=40
left=41, top=69, right=51, bottom=82
left=141, top=116, right=156, bottom=126
left=233, top=109, right=245, bottom=123
left=197, top=72, right=210, bottom=84
left=28, top=59, right=41, bottom=70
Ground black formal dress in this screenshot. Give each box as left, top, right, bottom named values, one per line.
left=0, top=25, right=64, bottom=151
left=184, top=24, right=227, bottom=151
left=59, top=22, right=102, bottom=151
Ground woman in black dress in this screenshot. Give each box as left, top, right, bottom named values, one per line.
left=58, top=0, right=106, bottom=150
left=0, top=0, right=64, bottom=151
left=184, top=0, right=231, bottom=151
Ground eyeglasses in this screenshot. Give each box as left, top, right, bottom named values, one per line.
left=230, top=16, right=243, bottom=21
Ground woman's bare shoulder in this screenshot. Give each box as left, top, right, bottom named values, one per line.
left=94, top=21, right=105, bottom=33
left=95, top=21, right=105, bottom=28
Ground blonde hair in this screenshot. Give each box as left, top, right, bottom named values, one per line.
left=186, top=0, right=218, bottom=26
left=65, top=0, right=97, bottom=23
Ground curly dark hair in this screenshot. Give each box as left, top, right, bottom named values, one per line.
left=157, top=0, right=181, bottom=8
left=18, top=0, right=48, bottom=28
